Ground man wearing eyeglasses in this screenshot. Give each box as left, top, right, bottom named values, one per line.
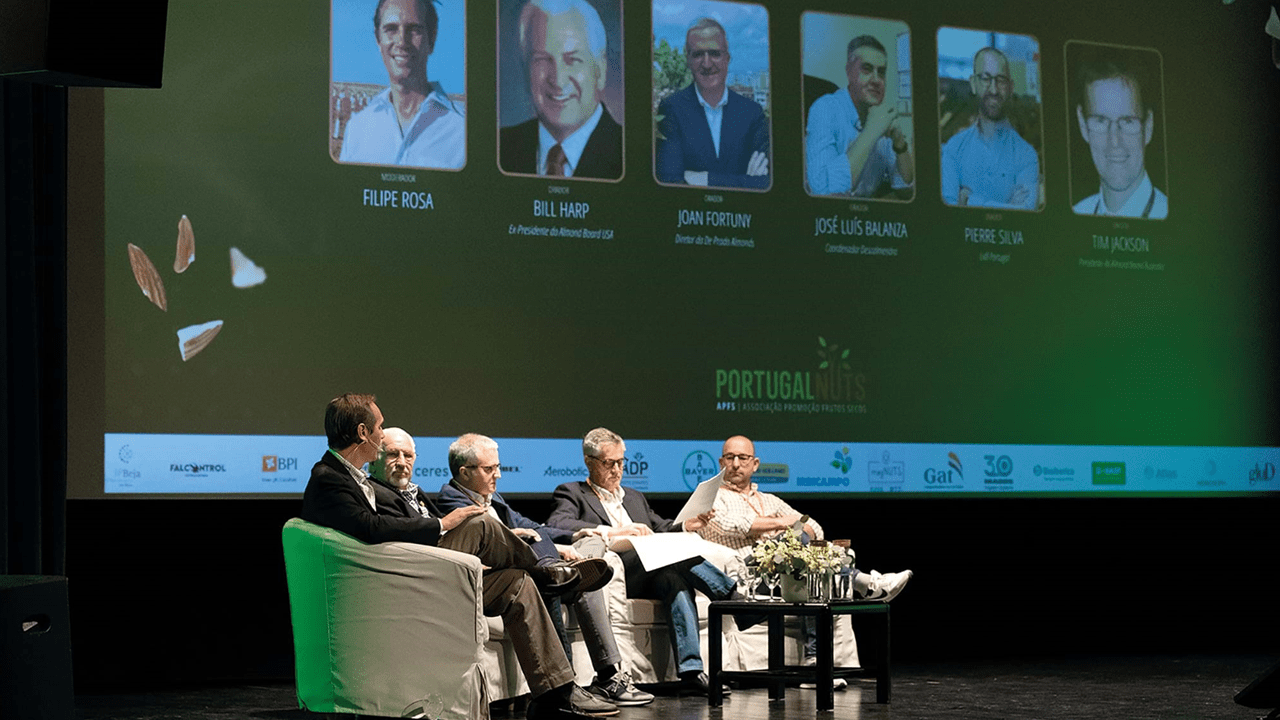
left=435, top=433, right=655, bottom=708
left=1071, top=60, right=1167, bottom=219
left=806, top=34, right=914, bottom=198
left=700, top=435, right=912, bottom=604
left=361, top=424, right=619, bottom=719
left=940, top=46, right=1040, bottom=210
left=547, top=427, right=755, bottom=695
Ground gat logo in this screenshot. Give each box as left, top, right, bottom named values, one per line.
left=1249, top=462, right=1276, bottom=485
left=925, top=452, right=963, bottom=484
left=263, top=456, right=299, bottom=473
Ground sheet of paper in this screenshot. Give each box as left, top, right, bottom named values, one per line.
left=608, top=532, right=729, bottom=572
left=674, top=470, right=723, bottom=523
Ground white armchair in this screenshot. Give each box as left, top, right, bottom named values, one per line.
left=281, top=518, right=528, bottom=719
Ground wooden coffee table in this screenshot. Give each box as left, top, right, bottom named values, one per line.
left=707, top=598, right=890, bottom=711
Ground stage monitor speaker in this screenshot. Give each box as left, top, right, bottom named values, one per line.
left=0, top=0, right=168, bottom=87
left=1237, top=659, right=1280, bottom=710
left=0, top=576, right=74, bottom=720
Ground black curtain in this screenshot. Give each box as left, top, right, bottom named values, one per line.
left=1, top=78, right=69, bottom=577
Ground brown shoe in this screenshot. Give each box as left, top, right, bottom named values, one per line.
left=569, top=558, right=613, bottom=593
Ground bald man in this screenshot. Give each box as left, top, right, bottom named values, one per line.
left=698, top=435, right=912, bottom=604
left=940, top=47, right=1039, bottom=210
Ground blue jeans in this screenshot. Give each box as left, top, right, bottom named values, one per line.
left=529, top=529, right=621, bottom=673
left=621, top=552, right=735, bottom=675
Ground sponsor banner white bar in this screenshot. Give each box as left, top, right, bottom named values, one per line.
left=105, top=434, right=1280, bottom=495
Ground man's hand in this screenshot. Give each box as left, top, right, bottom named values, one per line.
left=746, top=151, right=768, bottom=177
left=573, top=527, right=607, bottom=542
left=440, top=505, right=486, bottom=532
left=957, top=186, right=971, bottom=206
left=557, top=544, right=583, bottom=561
left=682, top=509, right=716, bottom=532
left=510, top=527, right=540, bottom=541
left=612, top=522, right=654, bottom=537
left=684, top=170, right=709, bottom=186
left=887, top=123, right=908, bottom=152
left=864, top=104, right=898, bottom=139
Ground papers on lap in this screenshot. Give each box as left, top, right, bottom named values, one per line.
left=609, top=533, right=728, bottom=572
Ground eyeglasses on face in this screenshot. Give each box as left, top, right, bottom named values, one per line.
left=589, top=456, right=626, bottom=471
left=464, top=463, right=501, bottom=474
left=721, top=453, right=756, bottom=464
left=975, top=73, right=1012, bottom=90
left=1085, top=114, right=1143, bottom=135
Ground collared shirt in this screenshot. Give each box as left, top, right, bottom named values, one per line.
left=395, top=480, right=433, bottom=519
left=587, top=479, right=633, bottom=530
left=698, top=481, right=825, bottom=550
left=695, top=86, right=730, bottom=157
left=940, top=119, right=1039, bottom=210
left=536, top=103, right=604, bottom=177
left=1072, top=171, right=1168, bottom=219
left=805, top=88, right=910, bottom=196
left=339, top=82, right=466, bottom=169
left=449, top=479, right=501, bottom=523
left=329, top=448, right=375, bottom=510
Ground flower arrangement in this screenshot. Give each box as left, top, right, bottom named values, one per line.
left=750, top=527, right=851, bottom=580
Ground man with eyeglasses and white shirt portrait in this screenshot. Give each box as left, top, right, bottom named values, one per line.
left=940, top=46, right=1040, bottom=210
left=1070, top=57, right=1168, bottom=219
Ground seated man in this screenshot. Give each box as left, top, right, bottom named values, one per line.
left=433, top=433, right=654, bottom=707
left=301, top=394, right=615, bottom=720
left=700, top=435, right=912, bottom=603
left=547, top=427, right=754, bottom=695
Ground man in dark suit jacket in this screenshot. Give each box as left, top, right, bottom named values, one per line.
left=498, top=0, right=622, bottom=180
left=547, top=427, right=753, bottom=695
left=655, top=17, right=770, bottom=190
left=435, top=433, right=654, bottom=707
left=300, top=395, right=614, bottom=720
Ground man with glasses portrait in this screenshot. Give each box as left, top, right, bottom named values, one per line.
left=547, top=427, right=755, bottom=695
left=1071, top=59, right=1167, bottom=219
left=941, top=46, right=1040, bottom=210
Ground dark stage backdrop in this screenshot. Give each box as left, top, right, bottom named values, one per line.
left=68, top=0, right=1280, bottom=499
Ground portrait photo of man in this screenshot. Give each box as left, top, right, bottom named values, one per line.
left=937, top=28, right=1044, bottom=211
left=803, top=12, right=914, bottom=201
left=498, top=0, right=624, bottom=181
left=653, top=2, right=772, bottom=191
left=1066, top=42, right=1169, bottom=219
left=330, top=0, right=467, bottom=171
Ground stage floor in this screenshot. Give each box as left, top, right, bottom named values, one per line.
left=74, top=654, right=1275, bottom=720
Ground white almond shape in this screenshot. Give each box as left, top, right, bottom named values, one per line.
left=229, top=247, right=266, bottom=288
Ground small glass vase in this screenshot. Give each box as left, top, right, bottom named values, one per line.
left=780, top=574, right=809, bottom=602
left=807, top=570, right=834, bottom=603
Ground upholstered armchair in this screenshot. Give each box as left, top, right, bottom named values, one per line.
left=281, top=518, right=528, bottom=719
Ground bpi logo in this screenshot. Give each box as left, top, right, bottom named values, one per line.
left=925, top=452, right=963, bottom=486
left=1249, top=462, right=1276, bottom=486
left=263, top=456, right=298, bottom=473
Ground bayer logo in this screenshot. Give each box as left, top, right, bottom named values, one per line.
left=682, top=450, right=718, bottom=491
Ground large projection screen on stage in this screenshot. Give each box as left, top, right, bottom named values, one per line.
left=69, top=0, right=1280, bottom=498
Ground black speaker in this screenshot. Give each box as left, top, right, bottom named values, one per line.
left=0, top=0, right=168, bottom=87
left=0, top=576, right=74, bottom=720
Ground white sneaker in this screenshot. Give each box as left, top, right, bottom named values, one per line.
left=858, top=569, right=912, bottom=602
left=800, top=656, right=848, bottom=690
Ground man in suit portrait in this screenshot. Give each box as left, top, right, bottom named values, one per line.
left=547, top=427, right=757, bottom=695
left=300, top=395, right=616, bottom=719
left=434, top=433, right=655, bottom=707
left=655, top=17, right=770, bottom=190
left=499, top=0, right=622, bottom=180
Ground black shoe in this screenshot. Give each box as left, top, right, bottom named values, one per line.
left=528, top=562, right=582, bottom=597
left=569, top=558, right=612, bottom=594
left=679, top=670, right=729, bottom=696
